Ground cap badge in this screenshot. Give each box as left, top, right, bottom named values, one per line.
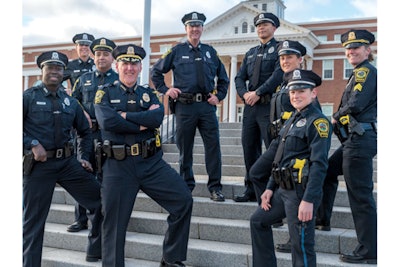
left=100, top=38, right=106, bottom=45
left=192, top=12, right=199, bottom=20
left=259, top=14, right=265, bottom=19
left=282, top=41, right=289, bottom=48
left=51, top=52, right=60, bottom=60
left=83, top=34, right=89, bottom=40
left=127, top=46, right=135, bottom=55
left=293, top=69, right=301, bottom=80
left=348, top=32, right=356, bottom=41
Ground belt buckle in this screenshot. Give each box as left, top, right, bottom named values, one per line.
left=56, top=148, right=63, bottom=158
left=195, top=93, right=203, bottom=102
left=130, top=144, right=139, bottom=156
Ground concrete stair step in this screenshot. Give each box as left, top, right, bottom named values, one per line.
left=42, top=223, right=374, bottom=267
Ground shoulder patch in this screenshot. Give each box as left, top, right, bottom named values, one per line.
left=161, top=48, right=172, bottom=59
left=94, top=89, right=105, bottom=104
left=354, top=67, right=370, bottom=83
left=313, top=118, right=329, bottom=138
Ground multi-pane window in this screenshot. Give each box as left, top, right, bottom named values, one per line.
left=344, top=59, right=353, bottom=79
left=322, top=59, right=334, bottom=79
left=242, top=22, right=248, bottom=33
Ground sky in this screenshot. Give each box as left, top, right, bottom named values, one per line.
left=22, top=0, right=378, bottom=46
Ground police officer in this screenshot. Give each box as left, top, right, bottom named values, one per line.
left=94, top=44, right=193, bottom=267
left=64, top=33, right=96, bottom=91
left=151, top=11, right=229, bottom=202
left=250, top=69, right=332, bottom=267
left=234, top=12, right=284, bottom=202
left=23, top=51, right=102, bottom=266
left=66, top=37, right=118, bottom=233
left=319, top=29, right=377, bottom=264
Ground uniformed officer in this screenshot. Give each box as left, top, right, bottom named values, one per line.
left=94, top=44, right=193, bottom=267
left=151, top=11, right=229, bottom=202
left=319, top=29, right=377, bottom=264
left=64, top=33, right=96, bottom=91
left=250, top=69, right=332, bottom=267
left=67, top=37, right=118, bottom=233
left=234, top=12, right=284, bottom=202
left=23, top=51, right=102, bottom=266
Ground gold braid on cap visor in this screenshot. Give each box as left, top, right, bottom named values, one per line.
left=342, top=39, right=370, bottom=47
left=116, top=55, right=142, bottom=62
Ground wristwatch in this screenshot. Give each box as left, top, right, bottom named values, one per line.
left=31, top=139, right=39, bottom=148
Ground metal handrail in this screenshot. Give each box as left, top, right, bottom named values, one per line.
left=158, top=94, right=176, bottom=144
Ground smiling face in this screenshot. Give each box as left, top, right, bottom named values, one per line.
left=41, top=64, right=64, bottom=90
left=345, top=45, right=371, bottom=67
left=280, top=54, right=303, bottom=73
left=76, top=43, right=91, bottom=62
left=185, top=24, right=203, bottom=46
left=289, top=88, right=317, bottom=111
left=94, top=50, right=114, bottom=73
left=116, top=60, right=142, bottom=87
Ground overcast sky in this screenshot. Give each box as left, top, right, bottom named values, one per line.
left=22, top=0, right=377, bottom=46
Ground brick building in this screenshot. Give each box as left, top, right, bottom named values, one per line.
left=22, top=0, right=377, bottom=122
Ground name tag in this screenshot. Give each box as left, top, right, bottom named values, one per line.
left=36, top=101, right=46, bottom=105
left=111, top=99, right=121, bottom=103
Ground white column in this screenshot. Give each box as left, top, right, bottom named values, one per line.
left=229, top=55, right=237, bottom=122
left=141, top=0, right=151, bottom=85
left=24, top=75, right=29, bottom=90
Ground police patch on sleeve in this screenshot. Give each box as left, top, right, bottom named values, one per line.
left=94, top=90, right=106, bottom=104
left=354, top=67, right=370, bottom=83
left=313, top=118, right=329, bottom=138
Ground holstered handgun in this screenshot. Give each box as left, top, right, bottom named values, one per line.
left=339, top=114, right=365, bottom=136
left=333, top=122, right=348, bottom=143
left=23, top=151, right=35, bottom=176
left=168, top=97, right=177, bottom=114
left=94, top=139, right=103, bottom=174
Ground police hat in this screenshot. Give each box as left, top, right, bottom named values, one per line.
left=341, top=29, right=375, bottom=49
left=72, top=33, right=95, bottom=45
left=112, top=44, right=146, bottom=62
left=36, top=51, right=69, bottom=69
left=90, top=38, right=116, bottom=53
left=278, top=40, right=306, bottom=56
left=181, top=11, right=206, bottom=26
left=254, top=12, right=280, bottom=28
left=284, top=69, right=322, bottom=90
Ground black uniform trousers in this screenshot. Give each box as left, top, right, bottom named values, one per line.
left=23, top=156, right=102, bottom=267
left=74, top=128, right=102, bottom=225
left=342, top=130, right=377, bottom=258
left=248, top=145, right=276, bottom=203
left=316, top=146, right=343, bottom=225
left=101, top=150, right=193, bottom=267
left=251, top=187, right=318, bottom=267
left=241, top=102, right=272, bottom=195
left=175, top=101, right=222, bottom=192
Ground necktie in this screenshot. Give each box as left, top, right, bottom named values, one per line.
left=98, top=72, right=105, bottom=86
left=251, top=44, right=265, bottom=89
left=51, top=92, right=64, bottom=148
left=127, top=88, right=136, bottom=112
left=194, top=47, right=206, bottom=93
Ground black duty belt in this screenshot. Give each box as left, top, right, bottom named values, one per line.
left=46, top=147, right=73, bottom=159
left=105, top=138, right=161, bottom=160
left=177, top=93, right=209, bottom=104
left=91, top=119, right=100, bottom=132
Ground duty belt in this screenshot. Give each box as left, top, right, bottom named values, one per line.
left=46, top=147, right=73, bottom=159
left=259, top=94, right=271, bottom=104
left=91, top=119, right=100, bottom=132
left=177, top=93, right=209, bottom=104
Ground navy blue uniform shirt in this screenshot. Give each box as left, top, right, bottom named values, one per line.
left=94, top=82, right=164, bottom=145
left=72, top=69, right=119, bottom=119
left=333, top=59, right=377, bottom=123
left=266, top=104, right=332, bottom=204
left=151, top=41, right=229, bottom=101
left=235, top=38, right=283, bottom=98
left=64, top=57, right=95, bottom=86
left=23, top=84, right=92, bottom=160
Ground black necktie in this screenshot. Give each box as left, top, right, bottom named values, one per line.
left=127, top=88, right=136, bottom=112
left=98, top=72, right=105, bottom=86
left=251, top=44, right=265, bottom=89
left=194, top=47, right=206, bottom=93
left=51, top=92, right=64, bottom=148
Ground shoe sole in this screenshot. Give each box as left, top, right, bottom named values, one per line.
left=315, top=225, right=331, bottom=231
left=67, top=227, right=88, bottom=232
left=86, top=256, right=101, bottom=262
left=340, top=256, right=377, bottom=264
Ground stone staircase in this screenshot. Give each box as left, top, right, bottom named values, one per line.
left=42, top=122, right=377, bottom=266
